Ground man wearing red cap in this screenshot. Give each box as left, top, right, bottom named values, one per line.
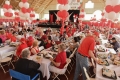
left=16, top=38, right=28, bottom=57
left=74, top=31, right=100, bottom=80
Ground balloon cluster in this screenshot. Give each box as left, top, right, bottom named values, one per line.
left=105, top=0, right=120, bottom=20
left=3, top=0, right=13, bottom=17
left=56, top=0, right=69, bottom=35
left=57, top=0, right=69, bottom=21
left=78, top=9, right=85, bottom=21
left=19, top=0, right=35, bottom=20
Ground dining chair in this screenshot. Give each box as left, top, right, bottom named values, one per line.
left=9, top=69, right=40, bottom=80
left=83, top=67, right=95, bottom=80
left=50, top=58, right=71, bottom=80
left=0, top=51, right=15, bottom=73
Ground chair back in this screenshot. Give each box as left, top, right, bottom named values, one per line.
left=64, top=58, right=71, bottom=69
left=9, top=69, right=30, bottom=80
left=69, top=48, right=77, bottom=59
left=83, top=67, right=90, bottom=80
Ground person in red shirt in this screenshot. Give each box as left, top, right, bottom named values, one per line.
left=10, top=32, right=17, bottom=42
left=73, top=31, right=100, bottom=80
left=49, top=43, right=66, bottom=70
left=30, top=40, right=39, bottom=55
left=45, top=36, right=54, bottom=49
left=16, top=38, right=28, bottom=57
left=26, top=36, right=34, bottom=47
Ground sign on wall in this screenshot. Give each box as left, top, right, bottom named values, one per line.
left=69, top=0, right=82, bottom=10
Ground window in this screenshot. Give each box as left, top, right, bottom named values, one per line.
left=85, top=0, right=94, bottom=8
left=43, top=14, right=49, bottom=20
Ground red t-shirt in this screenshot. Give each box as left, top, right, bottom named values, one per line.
left=16, top=43, right=28, bottom=57
left=11, top=36, right=17, bottom=42
left=27, top=40, right=33, bottom=47
left=54, top=51, right=66, bottom=69
left=6, top=32, right=12, bottom=40
left=78, top=36, right=95, bottom=57
left=45, top=43, right=52, bottom=49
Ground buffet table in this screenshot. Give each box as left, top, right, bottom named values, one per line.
left=95, top=35, right=120, bottom=80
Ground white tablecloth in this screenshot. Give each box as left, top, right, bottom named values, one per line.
left=0, top=45, right=16, bottom=59
left=29, top=55, right=51, bottom=80
left=96, top=44, right=120, bottom=80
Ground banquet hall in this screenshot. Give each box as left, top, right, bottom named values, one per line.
left=0, top=0, right=120, bottom=80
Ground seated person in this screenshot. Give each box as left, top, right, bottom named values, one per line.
left=110, top=37, right=120, bottom=52
left=0, top=30, right=7, bottom=43
left=27, top=36, right=34, bottom=47
left=30, top=40, right=39, bottom=55
left=45, top=36, right=55, bottom=49
left=14, top=49, right=42, bottom=80
left=49, top=43, right=67, bottom=71
left=16, top=38, right=28, bottom=57
left=10, top=32, right=17, bottom=42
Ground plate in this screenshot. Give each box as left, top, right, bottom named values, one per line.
left=97, top=49, right=105, bottom=52
left=102, top=68, right=117, bottom=79
left=99, top=60, right=109, bottom=66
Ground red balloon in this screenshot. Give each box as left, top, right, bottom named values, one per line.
left=14, top=12, right=19, bottom=16
left=21, top=7, right=27, bottom=13
left=57, top=10, right=69, bottom=20
left=57, top=0, right=68, bottom=5
left=113, top=5, right=120, bottom=13
left=3, top=4, right=9, bottom=9
left=15, top=17, right=20, bottom=21
left=4, top=12, right=13, bottom=17
left=27, top=8, right=32, bottom=13
left=81, top=9, right=84, bottom=12
left=30, top=14, right=35, bottom=17
left=22, top=0, right=28, bottom=3
left=105, top=5, right=113, bottom=13
left=101, top=12, right=104, bottom=16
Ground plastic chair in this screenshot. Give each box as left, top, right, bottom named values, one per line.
left=9, top=69, right=39, bottom=80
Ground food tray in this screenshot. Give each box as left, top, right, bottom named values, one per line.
left=99, top=60, right=109, bottom=66
left=102, top=68, right=117, bottom=79
left=97, top=49, right=105, bottom=52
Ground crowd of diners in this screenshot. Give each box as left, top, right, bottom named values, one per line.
left=0, top=21, right=120, bottom=80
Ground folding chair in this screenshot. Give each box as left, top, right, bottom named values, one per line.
left=83, top=67, right=95, bottom=80
left=0, top=51, right=15, bottom=73
left=49, top=58, right=71, bottom=80
left=9, top=69, right=39, bottom=80
left=68, top=48, right=77, bottom=73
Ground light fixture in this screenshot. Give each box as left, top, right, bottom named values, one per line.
left=85, top=0, right=94, bottom=8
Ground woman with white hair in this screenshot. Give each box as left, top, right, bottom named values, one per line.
left=14, top=49, right=43, bottom=80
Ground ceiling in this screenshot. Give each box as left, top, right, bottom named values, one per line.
left=0, top=0, right=106, bottom=14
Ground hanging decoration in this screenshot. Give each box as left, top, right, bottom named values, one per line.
left=3, top=0, right=13, bottom=17
left=57, top=0, right=69, bottom=35
left=105, top=0, right=120, bottom=20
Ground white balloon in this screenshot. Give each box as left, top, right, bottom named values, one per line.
left=64, top=4, right=70, bottom=11
left=8, top=9, right=13, bottom=13
left=5, top=1, right=10, bottom=5
left=25, top=13, right=30, bottom=18
left=23, top=2, right=29, bottom=9
left=3, top=8, right=7, bottom=12
left=19, top=2, right=23, bottom=8
left=58, top=5, right=64, bottom=11
left=107, top=12, right=116, bottom=20
left=111, top=0, right=120, bottom=6
left=115, top=13, right=119, bottom=19
left=105, top=0, right=112, bottom=5
left=19, top=11, right=24, bottom=17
